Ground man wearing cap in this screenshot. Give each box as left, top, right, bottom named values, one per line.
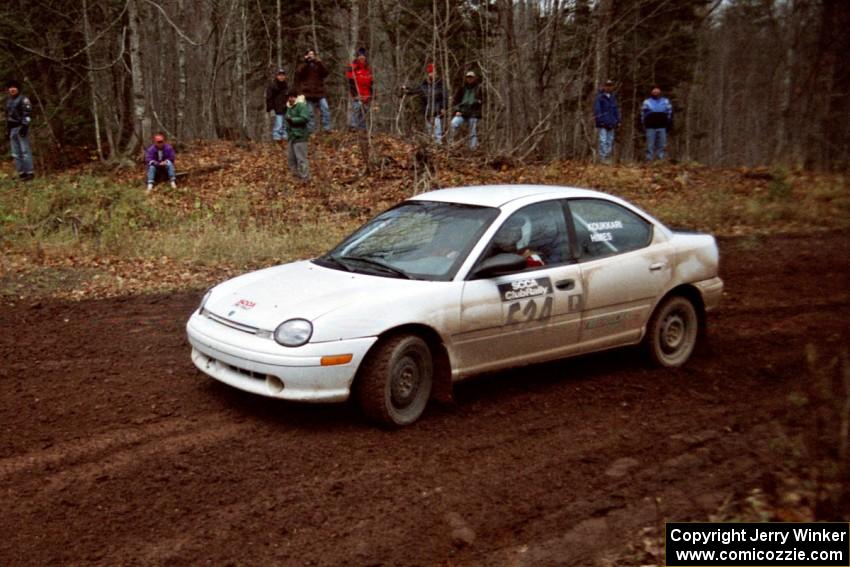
left=346, top=48, right=374, bottom=131
left=284, top=92, right=312, bottom=182
left=450, top=71, right=484, bottom=149
left=593, top=79, right=621, bottom=163
left=402, top=63, right=447, bottom=144
left=295, top=49, right=332, bottom=133
left=5, top=80, right=35, bottom=180
left=144, top=133, right=177, bottom=192
left=265, top=67, right=290, bottom=143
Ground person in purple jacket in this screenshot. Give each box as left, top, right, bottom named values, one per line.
left=145, top=133, right=177, bottom=192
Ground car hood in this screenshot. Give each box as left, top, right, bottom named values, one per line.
left=205, top=260, right=422, bottom=331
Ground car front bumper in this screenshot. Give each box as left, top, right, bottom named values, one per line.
left=186, top=311, right=378, bottom=402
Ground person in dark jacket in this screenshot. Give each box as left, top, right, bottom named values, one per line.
left=144, top=133, right=176, bottom=192
left=450, top=71, right=483, bottom=149
left=346, top=48, right=374, bottom=131
left=641, top=86, right=673, bottom=161
left=295, top=49, right=332, bottom=133
left=593, top=79, right=621, bottom=163
left=265, top=68, right=289, bottom=143
left=5, top=80, right=34, bottom=180
left=402, top=63, right=447, bottom=144
left=285, top=93, right=312, bottom=181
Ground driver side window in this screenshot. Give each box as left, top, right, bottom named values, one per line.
left=480, top=201, right=570, bottom=271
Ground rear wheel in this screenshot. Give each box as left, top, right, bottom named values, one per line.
left=646, top=295, right=699, bottom=367
left=357, top=334, right=433, bottom=427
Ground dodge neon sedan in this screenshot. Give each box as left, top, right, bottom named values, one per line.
left=187, top=185, right=723, bottom=426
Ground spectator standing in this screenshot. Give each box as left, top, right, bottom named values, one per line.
left=641, top=86, right=673, bottom=161
left=265, top=68, right=289, bottom=143
left=145, top=133, right=176, bottom=192
left=402, top=63, right=447, bottom=144
left=5, top=80, right=34, bottom=180
left=346, top=48, right=374, bottom=131
left=285, top=93, right=312, bottom=181
left=450, top=71, right=484, bottom=149
left=295, top=49, right=332, bottom=133
left=593, top=79, right=621, bottom=163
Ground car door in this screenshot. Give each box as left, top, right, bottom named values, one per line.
left=453, top=200, right=585, bottom=376
left=568, top=198, right=674, bottom=350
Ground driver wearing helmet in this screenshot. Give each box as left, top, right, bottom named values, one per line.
left=490, top=216, right=545, bottom=268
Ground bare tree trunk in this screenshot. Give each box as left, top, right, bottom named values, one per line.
left=126, top=0, right=149, bottom=154
left=276, top=0, right=282, bottom=68
left=82, top=0, right=104, bottom=161
left=309, top=0, right=319, bottom=53
left=176, top=0, right=187, bottom=139
left=349, top=0, right=359, bottom=57
left=241, top=0, right=248, bottom=138
left=594, top=0, right=613, bottom=89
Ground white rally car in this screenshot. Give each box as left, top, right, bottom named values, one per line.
left=187, top=185, right=723, bottom=426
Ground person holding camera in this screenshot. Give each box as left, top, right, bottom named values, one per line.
left=295, top=48, right=332, bottom=133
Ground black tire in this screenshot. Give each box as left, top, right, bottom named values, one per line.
left=357, top=334, right=433, bottom=427
left=645, top=295, right=699, bottom=368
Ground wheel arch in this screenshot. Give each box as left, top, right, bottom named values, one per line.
left=357, top=323, right=454, bottom=404
left=652, top=283, right=707, bottom=336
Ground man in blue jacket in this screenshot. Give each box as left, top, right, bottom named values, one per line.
left=593, top=79, right=620, bottom=163
left=641, top=86, right=673, bottom=161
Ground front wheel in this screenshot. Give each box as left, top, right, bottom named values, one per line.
left=357, top=334, right=433, bottom=427
left=645, top=295, right=699, bottom=368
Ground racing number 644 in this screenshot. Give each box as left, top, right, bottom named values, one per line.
left=506, top=296, right=554, bottom=325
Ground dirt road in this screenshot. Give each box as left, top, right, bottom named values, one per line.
left=1, top=233, right=848, bottom=566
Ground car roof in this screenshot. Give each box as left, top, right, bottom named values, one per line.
left=408, top=184, right=611, bottom=208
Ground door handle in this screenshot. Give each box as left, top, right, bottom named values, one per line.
left=555, top=278, right=575, bottom=290
left=649, top=262, right=666, bottom=271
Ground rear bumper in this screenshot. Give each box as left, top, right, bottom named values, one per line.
left=694, top=276, right=724, bottom=311
left=186, top=311, right=377, bottom=402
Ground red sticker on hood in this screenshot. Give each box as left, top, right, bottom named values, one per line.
left=235, top=299, right=256, bottom=310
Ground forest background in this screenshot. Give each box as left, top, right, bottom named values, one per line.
left=1, top=0, right=848, bottom=171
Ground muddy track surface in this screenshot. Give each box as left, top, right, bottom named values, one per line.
left=1, top=233, right=848, bottom=566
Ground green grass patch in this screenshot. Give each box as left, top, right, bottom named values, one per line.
left=0, top=174, right=357, bottom=268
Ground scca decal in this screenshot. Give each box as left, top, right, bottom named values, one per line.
left=234, top=299, right=256, bottom=310
left=497, top=277, right=553, bottom=302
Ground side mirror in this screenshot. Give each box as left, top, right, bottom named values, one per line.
left=471, top=253, right=527, bottom=279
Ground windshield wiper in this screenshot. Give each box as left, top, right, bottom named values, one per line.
left=340, top=255, right=414, bottom=279
left=315, top=255, right=353, bottom=272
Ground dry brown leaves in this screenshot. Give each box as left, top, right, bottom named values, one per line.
left=6, top=135, right=847, bottom=301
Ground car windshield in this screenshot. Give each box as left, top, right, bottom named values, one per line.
left=316, top=201, right=499, bottom=281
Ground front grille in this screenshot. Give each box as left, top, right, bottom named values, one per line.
left=228, top=363, right=267, bottom=381
left=205, top=311, right=260, bottom=335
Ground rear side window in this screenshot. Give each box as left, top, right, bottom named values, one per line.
left=569, top=199, right=652, bottom=259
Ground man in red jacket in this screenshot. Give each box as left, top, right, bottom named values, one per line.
left=346, top=47, right=374, bottom=131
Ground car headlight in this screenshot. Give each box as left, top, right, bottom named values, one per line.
left=198, top=288, right=213, bottom=315
left=274, top=319, right=313, bottom=347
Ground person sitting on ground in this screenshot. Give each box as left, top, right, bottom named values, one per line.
left=144, top=133, right=177, bottom=192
